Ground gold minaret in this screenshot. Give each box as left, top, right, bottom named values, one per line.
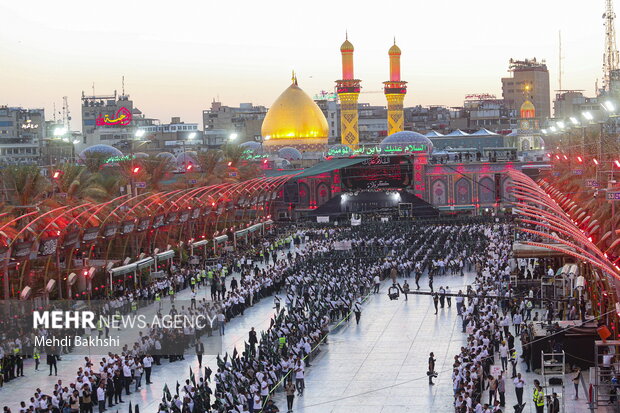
left=336, top=34, right=361, bottom=149
left=384, top=39, right=407, bottom=135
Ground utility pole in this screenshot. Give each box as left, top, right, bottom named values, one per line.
left=559, top=31, right=563, bottom=91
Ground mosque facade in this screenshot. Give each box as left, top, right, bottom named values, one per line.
left=256, top=37, right=547, bottom=219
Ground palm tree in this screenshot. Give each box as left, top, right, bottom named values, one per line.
left=142, top=155, right=175, bottom=191
left=222, top=144, right=245, bottom=167
left=0, top=165, right=50, bottom=207
left=82, top=152, right=109, bottom=174
left=197, top=150, right=222, bottom=176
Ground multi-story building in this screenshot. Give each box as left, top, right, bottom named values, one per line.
left=314, top=94, right=340, bottom=143
left=501, top=58, right=551, bottom=121
left=358, top=104, right=387, bottom=144
left=405, top=105, right=451, bottom=132
left=552, top=91, right=604, bottom=121
left=79, top=91, right=155, bottom=153
left=202, top=101, right=267, bottom=148
left=141, top=117, right=202, bottom=155
left=315, top=96, right=387, bottom=145
left=0, top=106, right=45, bottom=164
left=450, top=95, right=515, bottom=132
left=553, top=91, right=588, bottom=119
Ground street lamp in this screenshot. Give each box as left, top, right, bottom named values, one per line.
left=550, top=126, right=557, bottom=133
left=582, top=111, right=594, bottom=121
left=603, top=100, right=616, bottom=113
left=135, top=129, right=146, bottom=138
left=229, top=133, right=238, bottom=141
left=570, top=117, right=579, bottom=126
left=556, top=121, right=565, bottom=130
left=53, top=127, right=68, bottom=137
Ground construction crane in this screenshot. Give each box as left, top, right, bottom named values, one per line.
left=603, top=0, right=619, bottom=92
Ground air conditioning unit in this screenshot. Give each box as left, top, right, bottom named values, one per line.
left=45, top=279, right=56, bottom=293
left=67, top=273, right=77, bottom=286
left=20, top=286, right=32, bottom=300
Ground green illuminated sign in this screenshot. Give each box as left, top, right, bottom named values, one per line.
left=327, top=144, right=428, bottom=157
left=241, top=149, right=269, bottom=161
left=104, top=154, right=135, bottom=164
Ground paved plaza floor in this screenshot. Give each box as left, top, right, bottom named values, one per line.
left=0, top=266, right=600, bottom=412
left=269, top=272, right=596, bottom=413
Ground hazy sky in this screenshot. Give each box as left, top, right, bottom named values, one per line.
left=0, top=0, right=611, bottom=130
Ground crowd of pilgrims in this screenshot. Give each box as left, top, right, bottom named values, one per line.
left=2, top=219, right=539, bottom=413
left=450, top=223, right=538, bottom=413
left=157, top=221, right=504, bottom=413
left=2, top=230, right=302, bottom=412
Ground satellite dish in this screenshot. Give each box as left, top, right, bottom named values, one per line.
left=67, top=273, right=77, bottom=286
left=45, top=279, right=56, bottom=293
left=20, top=286, right=32, bottom=300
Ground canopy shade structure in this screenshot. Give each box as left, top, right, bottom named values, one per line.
left=265, top=157, right=366, bottom=178
left=513, top=241, right=576, bottom=258
left=471, top=128, right=499, bottom=136
left=508, top=170, right=620, bottom=281
left=444, top=129, right=470, bottom=137
left=110, top=263, right=137, bottom=277
left=214, top=235, right=228, bottom=244
left=235, top=228, right=249, bottom=237
left=248, top=223, right=262, bottom=233
left=135, top=257, right=154, bottom=270
left=424, top=130, right=444, bottom=137
left=155, top=250, right=174, bottom=262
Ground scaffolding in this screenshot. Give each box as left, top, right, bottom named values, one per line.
left=594, top=340, right=620, bottom=409
left=541, top=350, right=566, bottom=411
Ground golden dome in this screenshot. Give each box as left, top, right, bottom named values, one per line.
left=341, top=38, right=354, bottom=52
left=389, top=43, right=401, bottom=56
left=261, top=80, right=328, bottom=145
left=520, top=100, right=536, bottom=118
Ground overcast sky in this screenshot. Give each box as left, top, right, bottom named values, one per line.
left=0, top=0, right=611, bottom=130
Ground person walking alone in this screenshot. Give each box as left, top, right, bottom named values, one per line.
left=47, top=353, right=57, bottom=376
left=373, top=274, right=380, bottom=294
left=428, top=352, right=437, bottom=385
left=285, top=379, right=295, bottom=413
left=249, top=327, right=258, bottom=357
left=513, top=373, right=525, bottom=406
left=353, top=298, right=362, bottom=325
left=572, top=367, right=581, bottom=399
left=195, top=340, right=204, bottom=368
